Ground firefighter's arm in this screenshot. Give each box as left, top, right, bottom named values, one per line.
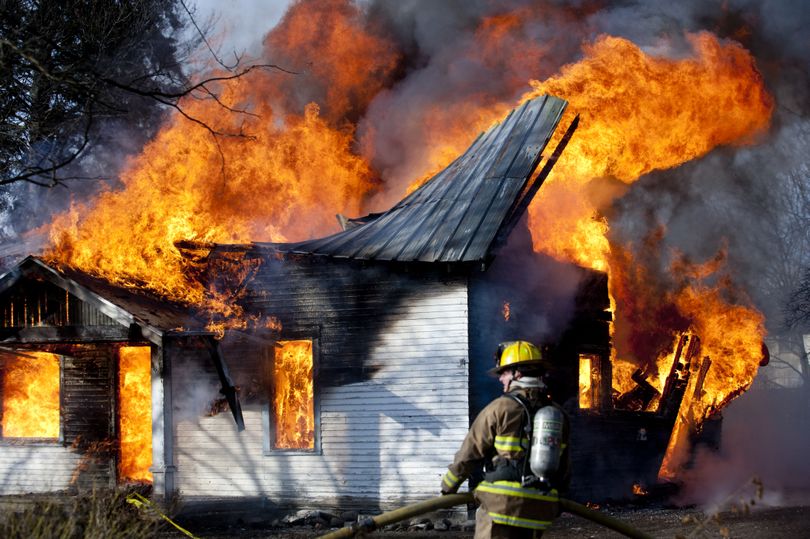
left=441, top=403, right=499, bottom=494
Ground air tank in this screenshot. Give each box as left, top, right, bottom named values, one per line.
left=529, top=405, right=564, bottom=486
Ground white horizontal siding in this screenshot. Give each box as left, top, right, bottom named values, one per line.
left=173, top=281, right=469, bottom=508
left=0, top=445, right=82, bottom=494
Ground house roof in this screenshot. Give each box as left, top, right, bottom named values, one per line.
left=0, top=256, right=207, bottom=344
left=261, top=94, right=573, bottom=264
left=0, top=257, right=244, bottom=428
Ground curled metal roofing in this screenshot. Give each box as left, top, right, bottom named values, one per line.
left=265, top=94, right=573, bottom=263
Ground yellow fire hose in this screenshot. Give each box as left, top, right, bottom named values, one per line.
left=317, top=493, right=655, bottom=539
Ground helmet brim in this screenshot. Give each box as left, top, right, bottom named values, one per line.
left=487, top=359, right=546, bottom=377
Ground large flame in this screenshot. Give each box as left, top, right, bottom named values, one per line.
left=1, top=351, right=60, bottom=438
left=610, top=242, right=767, bottom=478
left=118, top=346, right=152, bottom=483
left=273, top=340, right=315, bottom=450
left=523, top=32, right=773, bottom=271
left=46, top=100, right=375, bottom=312
left=658, top=278, right=766, bottom=479
left=45, top=0, right=396, bottom=314
left=522, top=35, right=771, bottom=474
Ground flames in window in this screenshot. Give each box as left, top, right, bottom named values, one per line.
left=273, top=340, right=314, bottom=450
left=578, top=353, right=601, bottom=410
left=1, top=351, right=60, bottom=438
left=118, top=346, right=152, bottom=482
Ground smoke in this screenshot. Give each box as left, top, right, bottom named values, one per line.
left=172, top=352, right=222, bottom=424
left=195, top=0, right=288, bottom=57
left=359, top=0, right=588, bottom=208
left=0, top=88, right=178, bottom=272
left=677, top=387, right=810, bottom=506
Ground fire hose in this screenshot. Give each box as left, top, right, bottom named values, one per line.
left=317, top=493, right=654, bottom=539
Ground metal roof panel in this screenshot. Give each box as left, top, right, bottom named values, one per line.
left=272, top=94, right=570, bottom=263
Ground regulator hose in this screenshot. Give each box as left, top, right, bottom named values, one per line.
left=317, top=493, right=654, bottom=539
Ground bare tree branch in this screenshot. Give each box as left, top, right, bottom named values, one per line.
left=0, top=0, right=296, bottom=187
left=178, top=0, right=238, bottom=71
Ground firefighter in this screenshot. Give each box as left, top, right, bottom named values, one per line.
left=441, top=340, right=570, bottom=539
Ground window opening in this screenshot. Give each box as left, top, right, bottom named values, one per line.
left=118, top=346, right=152, bottom=483
left=578, top=353, right=602, bottom=410
left=1, top=351, right=60, bottom=439
left=273, top=340, right=314, bottom=450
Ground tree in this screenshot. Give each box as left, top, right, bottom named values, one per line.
left=788, top=268, right=810, bottom=328
left=0, top=0, right=274, bottom=187
left=755, top=161, right=810, bottom=397
left=785, top=263, right=810, bottom=395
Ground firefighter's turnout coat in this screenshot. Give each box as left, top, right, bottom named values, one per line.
left=441, top=386, right=570, bottom=532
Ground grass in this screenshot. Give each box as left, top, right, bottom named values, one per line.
left=0, top=486, right=166, bottom=539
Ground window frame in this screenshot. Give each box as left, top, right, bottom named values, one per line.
left=578, top=352, right=601, bottom=411
left=0, top=350, right=64, bottom=444
left=262, top=329, right=321, bottom=455
left=115, top=344, right=154, bottom=484
left=576, top=346, right=612, bottom=413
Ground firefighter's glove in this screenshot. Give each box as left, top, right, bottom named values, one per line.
left=440, top=470, right=461, bottom=495
left=440, top=483, right=458, bottom=495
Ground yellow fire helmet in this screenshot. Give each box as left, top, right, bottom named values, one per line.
left=489, top=340, right=546, bottom=375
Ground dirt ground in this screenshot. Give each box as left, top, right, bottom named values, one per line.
left=165, top=500, right=810, bottom=538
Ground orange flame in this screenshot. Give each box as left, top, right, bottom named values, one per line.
left=523, top=32, right=772, bottom=271
left=44, top=0, right=397, bottom=315
left=264, top=0, right=399, bottom=123
left=658, top=281, right=766, bottom=480
left=46, top=100, right=374, bottom=314
left=578, top=354, right=594, bottom=409
left=273, top=340, right=315, bottom=450
left=518, top=34, right=769, bottom=475
left=118, top=346, right=152, bottom=483
left=1, top=351, right=60, bottom=438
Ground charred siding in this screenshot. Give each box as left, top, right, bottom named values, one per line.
left=60, top=345, right=115, bottom=446
left=569, top=413, right=674, bottom=500
left=468, top=240, right=611, bottom=415
left=241, top=257, right=467, bottom=386
left=0, top=344, right=117, bottom=493
left=60, top=345, right=116, bottom=488
left=172, top=257, right=470, bottom=509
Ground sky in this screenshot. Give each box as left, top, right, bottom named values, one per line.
left=194, top=0, right=291, bottom=57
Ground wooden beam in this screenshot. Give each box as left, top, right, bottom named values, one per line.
left=0, top=326, right=132, bottom=343
left=208, top=339, right=245, bottom=431
left=18, top=258, right=165, bottom=345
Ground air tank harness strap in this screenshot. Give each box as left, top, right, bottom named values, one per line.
left=504, top=393, right=536, bottom=487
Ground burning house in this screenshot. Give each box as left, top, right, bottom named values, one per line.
left=0, top=95, right=581, bottom=508
left=0, top=256, right=196, bottom=494
left=0, top=90, right=765, bottom=515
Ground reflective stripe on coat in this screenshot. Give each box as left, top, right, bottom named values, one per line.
left=474, top=481, right=559, bottom=530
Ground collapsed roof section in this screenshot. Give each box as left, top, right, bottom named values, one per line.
left=263, top=94, right=577, bottom=264
left=0, top=256, right=245, bottom=430
left=0, top=256, right=207, bottom=344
